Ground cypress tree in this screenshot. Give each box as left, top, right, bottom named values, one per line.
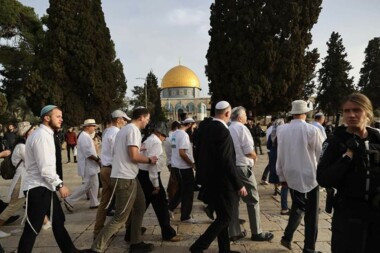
left=25, top=0, right=127, bottom=126
left=358, top=37, right=380, bottom=109
left=206, top=0, right=322, bottom=114
left=316, top=32, right=355, bottom=116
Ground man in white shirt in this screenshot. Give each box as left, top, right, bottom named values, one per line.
left=229, top=106, right=274, bottom=242
left=137, top=123, right=182, bottom=242
left=88, top=107, right=157, bottom=253
left=93, top=110, right=129, bottom=238
left=168, top=118, right=196, bottom=223
left=311, top=112, right=327, bottom=140
left=18, top=105, right=84, bottom=252
left=64, top=119, right=101, bottom=212
left=276, top=100, right=324, bottom=253
left=163, top=121, right=181, bottom=203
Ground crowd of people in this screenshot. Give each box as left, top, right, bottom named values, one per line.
left=0, top=92, right=379, bottom=253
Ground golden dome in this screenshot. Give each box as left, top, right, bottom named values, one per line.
left=161, top=65, right=201, bottom=89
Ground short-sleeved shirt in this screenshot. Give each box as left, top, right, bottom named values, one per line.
left=100, top=126, right=119, bottom=166
left=170, top=129, right=194, bottom=169
left=111, top=123, right=141, bottom=179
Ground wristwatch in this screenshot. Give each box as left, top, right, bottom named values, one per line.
left=56, top=183, right=64, bottom=191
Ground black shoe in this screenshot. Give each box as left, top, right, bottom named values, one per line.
left=230, top=231, right=246, bottom=242
left=238, top=218, right=246, bottom=225
left=5, top=215, right=20, bottom=225
left=124, top=227, right=147, bottom=242
left=0, top=243, right=4, bottom=253
left=251, top=232, right=274, bottom=241
left=189, top=245, right=203, bottom=253
left=280, top=238, right=292, bottom=250
left=129, top=242, right=154, bottom=253
left=204, top=206, right=214, bottom=220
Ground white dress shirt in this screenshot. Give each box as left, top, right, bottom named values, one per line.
left=276, top=119, right=324, bottom=193
left=23, top=124, right=62, bottom=192
left=111, top=123, right=142, bottom=179
left=77, top=131, right=100, bottom=177
left=100, top=126, right=119, bottom=166
left=139, top=134, right=164, bottom=187
left=229, top=121, right=255, bottom=167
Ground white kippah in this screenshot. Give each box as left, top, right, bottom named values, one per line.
left=215, top=101, right=230, bottom=110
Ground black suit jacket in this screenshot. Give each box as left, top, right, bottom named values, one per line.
left=197, top=120, right=243, bottom=200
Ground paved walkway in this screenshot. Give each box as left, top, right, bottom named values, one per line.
left=0, top=150, right=332, bottom=253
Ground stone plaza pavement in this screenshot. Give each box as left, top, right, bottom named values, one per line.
left=0, top=150, right=333, bottom=253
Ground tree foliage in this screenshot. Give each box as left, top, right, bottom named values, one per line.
left=206, top=0, right=322, bottom=114
left=358, top=37, right=380, bottom=109
left=130, top=71, right=166, bottom=122
left=316, top=32, right=355, bottom=115
left=0, top=0, right=44, bottom=121
left=24, top=0, right=127, bottom=126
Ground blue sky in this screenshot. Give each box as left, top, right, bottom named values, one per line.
left=18, top=0, right=380, bottom=97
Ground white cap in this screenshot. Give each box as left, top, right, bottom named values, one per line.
left=215, top=101, right=230, bottom=110
left=182, top=118, right=195, bottom=124
left=111, top=110, right=131, bottom=120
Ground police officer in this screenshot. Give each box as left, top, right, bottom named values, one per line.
left=317, top=93, right=380, bottom=253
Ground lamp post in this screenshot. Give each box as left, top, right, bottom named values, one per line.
left=136, top=77, right=148, bottom=108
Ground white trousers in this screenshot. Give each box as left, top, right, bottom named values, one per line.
left=66, top=173, right=99, bottom=207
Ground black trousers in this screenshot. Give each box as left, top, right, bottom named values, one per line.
left=283, top=186, right=319, bottom=252
left=190, top=190, right=237, bottom=253
left=138, top=170, right=176, bottom=240
left=254, top=137, right=263, bottom=154
left=66, top=144, right=76, bottom=161
left=18, top=187, right=75, bottom=253
left=331, top=203, right=380, bottom=253
left=168, top=167, right=195, bottom=221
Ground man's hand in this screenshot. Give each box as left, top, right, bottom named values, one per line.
left=149, top=156, right=158, bottom=165
left=238, top=186, right=248, bottom=197
left=59, top=186, right=70, bottom=198
left=152, top=187, right=160, bottom=195
left=0, top=150, right=11, bottom=158
left=280, top=181, right=288, bottom=187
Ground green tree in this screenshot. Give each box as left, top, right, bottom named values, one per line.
left=206, top=0, right=322, bottom=114
left=358, top=37, right=380, bottom=109
left=24, top=0, right=127, bottom=126
left=0, top=0, right=44, bottom=120
left=130, top=71, right=166, bottom=122
left=316, top=32, right=355, bottom=115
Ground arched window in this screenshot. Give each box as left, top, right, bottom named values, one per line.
left=186, top=102, right=195, bottom=112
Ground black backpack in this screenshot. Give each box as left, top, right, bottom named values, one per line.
left=0, top=146, right=22, bottom=180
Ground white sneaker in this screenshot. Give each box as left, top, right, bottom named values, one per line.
left=42, top=221, right=52, bottom=230
left=181, top=217, right=197, bottom=224
left=0, top=229, right=11, bottom=238
left=169, top=210, right=174, bottom=220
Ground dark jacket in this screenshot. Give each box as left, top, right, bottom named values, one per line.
left=317, top=126, right=380, bottom=218
left=197, top=120, right=243, bottom=200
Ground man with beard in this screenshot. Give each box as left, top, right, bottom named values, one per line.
left=18, top=105, right=84, bottom=252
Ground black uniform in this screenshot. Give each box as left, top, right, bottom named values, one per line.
left=317, top=126, right=380, bottom=253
